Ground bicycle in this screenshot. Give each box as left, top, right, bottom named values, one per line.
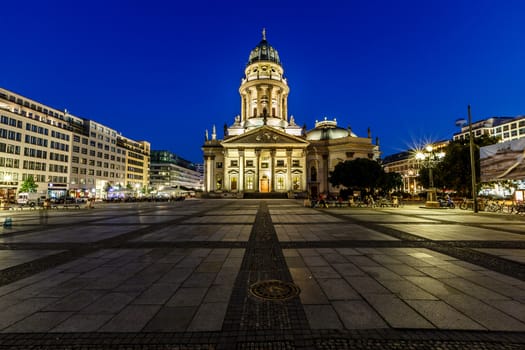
left=459, top=198, right=473, bottom=210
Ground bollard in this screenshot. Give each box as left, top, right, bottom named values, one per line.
left=3, top=217, right=12, bottom=228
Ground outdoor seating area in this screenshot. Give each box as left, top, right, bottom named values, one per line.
left=303, top=196, right=402, bottom=208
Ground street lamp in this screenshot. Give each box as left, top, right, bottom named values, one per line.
left=415, top=145, right=445, bottom=208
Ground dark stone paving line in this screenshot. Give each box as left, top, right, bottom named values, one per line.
left=0, top=329, right=524, bottom=349
left=5, top=240, right=523, bottom=251
left=319, top=209, right=525, bottom=281
left=219, top=201, right=314, bottom=349
left=0, top=202, right=232, bottom=287
left=280, top=240, right=525, bottom=249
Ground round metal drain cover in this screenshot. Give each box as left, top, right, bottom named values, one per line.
left=249, top=280, right=301, bottom=301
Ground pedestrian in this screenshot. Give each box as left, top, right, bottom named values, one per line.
left=39, top=206, right=48, bottom=225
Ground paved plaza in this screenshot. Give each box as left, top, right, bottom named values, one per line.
left=0, top=199, right=524, bottom=349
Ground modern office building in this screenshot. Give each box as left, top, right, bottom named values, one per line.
left=0, top=87, right=150, bottom=202
left=202, top=30, right=380, bottom=198
left=150, top=151, right=203, bottom=195
left=453, top=116, right=525, bottom=142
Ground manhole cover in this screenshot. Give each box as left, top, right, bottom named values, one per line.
left=249, top=280, right=301, bottom=301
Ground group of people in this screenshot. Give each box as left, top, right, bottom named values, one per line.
left=305, top=193, right=399, bottom=208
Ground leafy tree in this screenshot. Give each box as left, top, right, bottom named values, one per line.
left=19, top=176, right=38, bottom=193
left=329, top=158, right=384, bottom=193
left=379, top=172, right=403, bottom=194
left=418, top=135, right=498, bottom=196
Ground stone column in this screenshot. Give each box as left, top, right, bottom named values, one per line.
left=240, top=93, right=246, bottom=122
left=239, top=149, right=244, bottom=192
left=270, top=149, right=275, bottom=192
left=302, top=149, right=307, bottom=192
left=255, top=149, right=260, bottom=192
left=322, top=154, right=329, bottom=194
left=205, top=155, right=215, bottom=192
left=247, top=89, right=253, bottom=118
left=282, top=95, right=288, bottom=120
left=286, top=149, right=292, bottom=191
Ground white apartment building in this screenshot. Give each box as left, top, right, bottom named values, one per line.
left=0, top=87, right=150, bottom=202
left=453, top=116, right=525, bottom=143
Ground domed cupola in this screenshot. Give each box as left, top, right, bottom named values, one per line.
left=248, top=28, right=281, bottom=66
left=237, top=29, right=290, bottom=128
left=306, top=118, right=357, bottom=141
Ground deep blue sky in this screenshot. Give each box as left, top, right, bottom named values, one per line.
left=2, top=0, right=524, bottom=163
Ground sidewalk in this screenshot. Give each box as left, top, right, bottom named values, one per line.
left=0, top=199, right=523, bottom=349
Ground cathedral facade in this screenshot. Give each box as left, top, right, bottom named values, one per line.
left=202, top=31, right=380, bottom=198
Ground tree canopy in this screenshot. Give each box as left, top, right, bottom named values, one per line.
left=329, top=158, right=401, bottom=195
left=418, top=135, right=498, bottom=196
left=19, top=176, right=38, bottom=193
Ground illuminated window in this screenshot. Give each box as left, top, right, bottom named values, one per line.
left=277, top=176, right=285, bottom=190
left=293, top=176, right=300, bottom=190
left=231, top=176, right=238, bottom=190
left=246, top=175, right=253, bottom=190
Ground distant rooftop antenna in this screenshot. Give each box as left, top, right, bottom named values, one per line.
left=455, top=118, right=467, bottom=127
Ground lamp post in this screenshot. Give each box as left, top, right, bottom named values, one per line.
left=415, top=145, right=445, bottom=208
left=455, top=105, right=478, bottom=213
left=468, top=106, right=478, bottom=213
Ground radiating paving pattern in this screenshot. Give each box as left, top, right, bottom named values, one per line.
left=0, top=199, right=523, bottom=349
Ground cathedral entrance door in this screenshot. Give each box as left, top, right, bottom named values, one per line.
left=260, top=176, right=269, bottom=193
left=310, top=186, right=318, bottom=199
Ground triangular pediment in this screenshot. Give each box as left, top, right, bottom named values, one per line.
left=222, top=126, right=309, bottom=146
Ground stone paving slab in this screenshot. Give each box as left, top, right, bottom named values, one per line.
left=343, top=213, right=439, bottom=223
left=0, top=199, right=523, bottom=349
left=475, top=248, right=525, bottom=263
left=0, top=225, right=144, bottom=243
left=275, top=223, right=399, bottom=241
left=385, top=223, right=525, bottom=241
left=0, top=250, right=65, bottom=270
left=132, top=224, right=252, bottom=242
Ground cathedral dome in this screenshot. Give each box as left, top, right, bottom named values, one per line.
left=248, top=29, right=281, bottom=66
left=306, top=118, right=356, bottom=141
